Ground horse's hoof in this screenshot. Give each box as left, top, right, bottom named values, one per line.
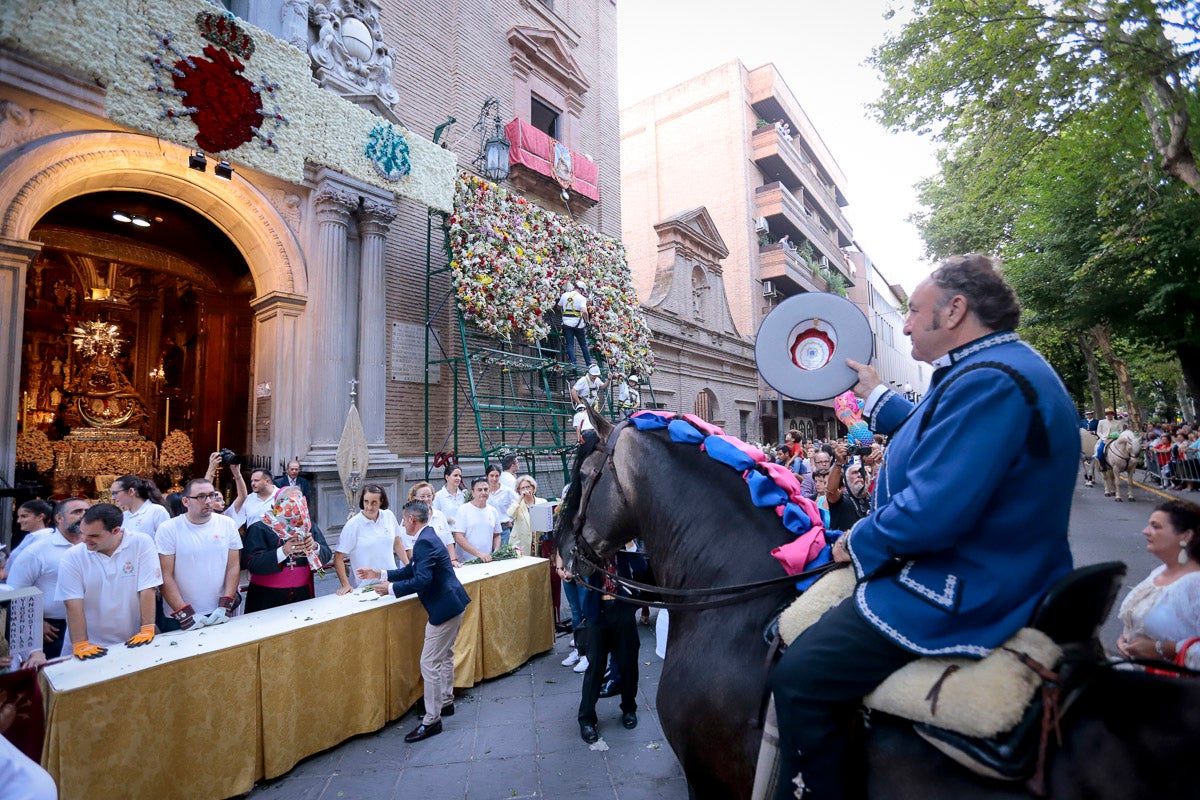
left=1115, top=498, right=1123, bottom=502
left=1128, top=497, right=1136, bottom=502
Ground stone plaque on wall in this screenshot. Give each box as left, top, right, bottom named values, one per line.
left=255, top=396, right=272, bottom=445
left=390, top=322, right=439, bottom=383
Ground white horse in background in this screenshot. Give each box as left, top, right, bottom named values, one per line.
left=1080, top=428, right=1099, bottom=488
left=1102, top=428, right=1143, bottom=501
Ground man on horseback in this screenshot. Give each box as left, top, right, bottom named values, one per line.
left=1095, top=407, right=1122, bottom=465
left=769, top=255, right=1077, bottom=800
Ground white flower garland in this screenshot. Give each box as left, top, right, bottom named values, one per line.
left=0, top=0, right=456, bottom=211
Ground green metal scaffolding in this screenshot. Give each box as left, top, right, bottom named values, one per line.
left=422, top=209, right=638, bottom=486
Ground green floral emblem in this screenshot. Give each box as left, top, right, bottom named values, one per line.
left=364, top=122, right=411, bottom=181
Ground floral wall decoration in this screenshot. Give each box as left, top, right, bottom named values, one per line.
left=449, top=174, right=655, bottom=378
left=0, top=0, right=456, bottom=211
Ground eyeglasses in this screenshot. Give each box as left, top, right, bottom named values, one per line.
left=186, top=492, right=222, bottom=502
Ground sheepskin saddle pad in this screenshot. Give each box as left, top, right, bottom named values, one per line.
left=777, top=569, right=1063, bottom=740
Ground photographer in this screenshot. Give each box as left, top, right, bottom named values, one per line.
left=204, top=451, right=249, bottom=527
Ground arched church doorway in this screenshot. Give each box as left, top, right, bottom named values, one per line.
left=19, top=190, right=254, bottom=495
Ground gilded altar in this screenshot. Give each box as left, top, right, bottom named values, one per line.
left=51, top=429, right=157, bottom=494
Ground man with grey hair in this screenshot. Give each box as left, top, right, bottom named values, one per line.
left=358, top=499, right=470, bottom=743
left=770, top=254, right=1078, bottom=799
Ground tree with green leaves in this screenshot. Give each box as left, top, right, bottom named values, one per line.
left=873, top=0, right=1200, bottom=193
left=871, top=0, right=1200, bottom=422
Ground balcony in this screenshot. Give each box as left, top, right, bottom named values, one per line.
left=754, top=181, right=852, bottom=284
left=504, top=118, right=598, bottom=206
left=751, top=125, right=853, bottom=247
left=759, top=242, right=827, bottom=295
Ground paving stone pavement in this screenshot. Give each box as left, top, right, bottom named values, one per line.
left=243, top=616, right=689, bottom=800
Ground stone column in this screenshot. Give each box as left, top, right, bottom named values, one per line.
left=0, top=237, right=44, bottom=550
left=356, top=199, right=396, bottom=447
left=308, top=185, right=357, bottom=450
left=250, top=291, right=307, bottom=473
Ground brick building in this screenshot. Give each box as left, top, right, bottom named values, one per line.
left=637, top=208, right=760, bottom=438
left=621, top=60, right=858, bottom=442
left=0, top=0, right=622, bottom=538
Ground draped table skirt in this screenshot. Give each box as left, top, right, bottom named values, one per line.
left=39, top=557, right=554, bottom=800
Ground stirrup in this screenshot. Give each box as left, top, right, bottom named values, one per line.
left=914, top=692, right=1043, bottom=781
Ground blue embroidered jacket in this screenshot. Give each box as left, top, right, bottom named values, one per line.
left=846, top=331, right=1076, bottom=657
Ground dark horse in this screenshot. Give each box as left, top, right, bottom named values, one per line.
left=556, top=409, right=1200, bottom=800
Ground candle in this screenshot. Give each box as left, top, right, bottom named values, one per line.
left=216, top=420, right=221, bottom=451
left=21, top=391, right=27, bottom=430
left=165, top=397, right=170, bottom=436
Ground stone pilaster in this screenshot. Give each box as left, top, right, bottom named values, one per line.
left=356, top=199, right=397, bottom=449
left=0, top=237, right=44, bottom=550
left=307, top=185, right=357, bottom=451
left=250, top=291, right=307, bottom=473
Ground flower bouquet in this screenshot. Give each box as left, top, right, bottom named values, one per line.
left=15, top=429, right=54, bottom=473
left=462, top=543, right=522, bottom=565
left=158, top=430, right=193, bottom=492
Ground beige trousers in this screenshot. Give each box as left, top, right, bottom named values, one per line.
left=420, top=613, right=463, bottom=725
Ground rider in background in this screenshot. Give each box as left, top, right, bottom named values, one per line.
left=1096, top=407, right=1123, bottom=462
left=769, top=254, right=1078, bottom=800
left=1080, top=409, right=1098, bottom=432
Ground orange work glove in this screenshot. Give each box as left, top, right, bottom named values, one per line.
left=73, top=640, right=108, bottom=660
left=125, top=624, right=156, bottom=647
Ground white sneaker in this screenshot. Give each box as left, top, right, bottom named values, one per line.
left=561, top=649, right=581, bottom=667
left=573, top=655, right=589, bottom=673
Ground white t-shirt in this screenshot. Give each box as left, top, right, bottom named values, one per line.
left=433, top=486, right=466, bottom=525
left=618, top=383, right=640, bottom=407
left=6, top=530, right=75, bottom=619
left=0, top=734, right=57, bottom=800
left=155, top=514, right=242, bottom=615
left=7, top=527, right=53, bottom=567
left=487, top=485, right=519, bottom=524
left=559, top=290, right=587, bottom=327
left=573, top=375, right=603, bottom=400
left=242, top=491, right=276, bottom=528
left=55, top=531, right=163, bottom=647
left=429, top=508, right=454, bottom=548
left=122, top=501, right=171, bottom=541
left=454, top=502, right=500, bottom=557
left=338, top=509, right=400, bottom=586
left=573, top=411, right=595, bottom=438
left=499, top=471, right=517, bottom=491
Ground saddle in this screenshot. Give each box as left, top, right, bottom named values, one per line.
left=774, top=562, right=1126, bottom=784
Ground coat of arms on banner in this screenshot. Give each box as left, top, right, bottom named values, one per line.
left=552, top=141, right=574, bottom=190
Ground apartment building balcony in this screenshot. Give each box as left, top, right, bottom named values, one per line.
left=504, top=118, right=599, bottom=207
left=751, top=125, right=853, bottom=247
left=754, top=181, right=852, bottom=284
left=759, top=242, right=828, bottom=295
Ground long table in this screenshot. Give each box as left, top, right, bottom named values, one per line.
left=39, top=556, right=554, bottom=800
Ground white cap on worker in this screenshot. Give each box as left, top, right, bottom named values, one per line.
left=628, top=374, right=639, bottom=383
left=575, top=280, right=587, bottom=291
left=588, top=364, right=601, bottom=376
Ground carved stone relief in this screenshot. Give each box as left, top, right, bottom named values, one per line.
left=308, top=0, right=400, bottom=109
left=0, top=101, right=59, bottom=151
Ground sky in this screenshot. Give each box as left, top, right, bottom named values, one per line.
left=615, top=0, right=939, bottom=292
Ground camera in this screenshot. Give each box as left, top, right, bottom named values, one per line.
left=851, top=446, right=873, bottom=457
left=218, top=448, right=243, bottom=466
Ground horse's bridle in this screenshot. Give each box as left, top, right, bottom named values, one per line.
left=567, top=419, right=843, bottom=611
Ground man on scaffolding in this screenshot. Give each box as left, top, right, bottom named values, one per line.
left=559, top=281, right=592, bottom=367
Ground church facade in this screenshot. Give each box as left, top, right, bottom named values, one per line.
left=0, top=0, right=622, bottom=539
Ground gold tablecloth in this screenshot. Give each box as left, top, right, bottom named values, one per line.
left=40, top=557, right=553, bottom=799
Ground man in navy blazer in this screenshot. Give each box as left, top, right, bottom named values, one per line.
left=770, top=255, right=1077, bottom=799
left=359, top=499, right=470, bottom=743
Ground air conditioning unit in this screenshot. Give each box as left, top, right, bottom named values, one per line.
left=754, top=216, right=769, bottom=233
left=819, top=256, right=830, bottom=267
left=762, top=280, right=778, bottom=298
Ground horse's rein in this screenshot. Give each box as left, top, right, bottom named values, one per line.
left=568, top=420, right=846, bottom=611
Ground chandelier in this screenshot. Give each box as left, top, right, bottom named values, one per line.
left=71, top=319, right=124, bottom=358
